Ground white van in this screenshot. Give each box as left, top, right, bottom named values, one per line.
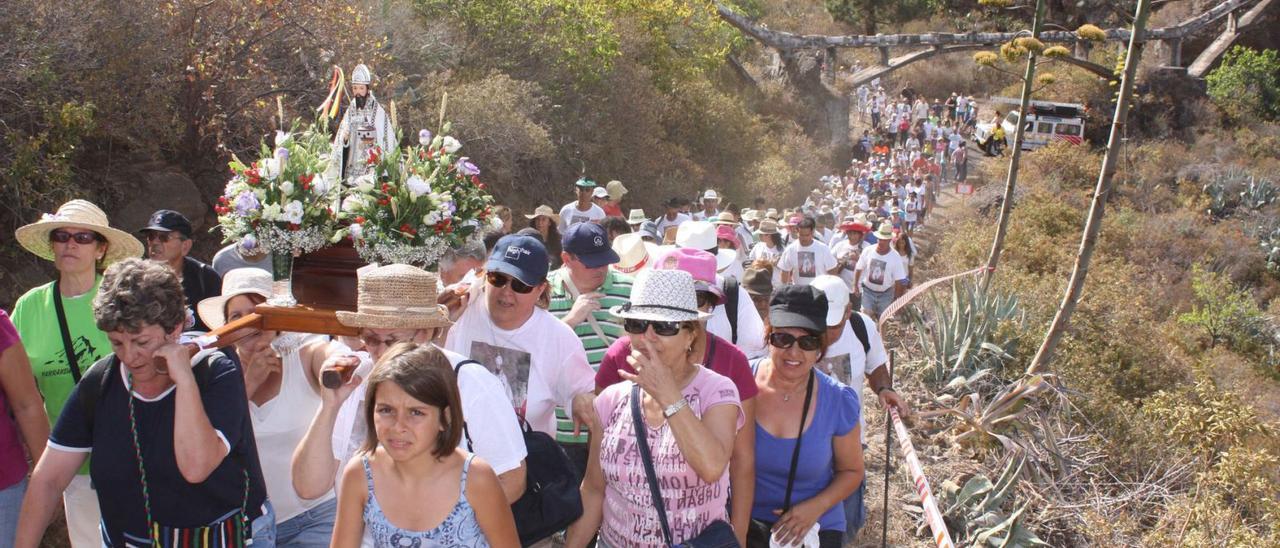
left=999, top=101, right=1085, bottom=150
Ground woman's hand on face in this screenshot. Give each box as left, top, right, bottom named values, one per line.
left=619, top=336, right=683, bottom=408
left=155, top=341, right=194, bottom=386
left=771, top=498, right=824, bottom=546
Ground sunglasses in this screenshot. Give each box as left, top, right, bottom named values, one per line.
left=49, top=230, right=103, bottom=245
left=695, top=292, right=717, bottom=309
left=486, top=272, right=536, bottom=294
left=143, top=231, right=184, bottom=243
left=768, top=332, right=823, bottom=351
left=623, top=318, right=683, bottom=337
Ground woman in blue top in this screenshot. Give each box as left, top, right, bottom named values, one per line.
left=750, top=285, right=864, bottom=548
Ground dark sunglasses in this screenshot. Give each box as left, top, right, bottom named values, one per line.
left=769, top=332, right=822, bottom=351
left=143, top=231, right=184, bottom=243
left=623, top=318, right=683, bottom=337
left=486, top=272, right=536, bottom=294
left=49, top=230, right=103, bottom=245
left=695, top=292, right=717, bottom=309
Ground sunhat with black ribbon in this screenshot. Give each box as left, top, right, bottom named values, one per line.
left=610, top=269, right=710, bottom=322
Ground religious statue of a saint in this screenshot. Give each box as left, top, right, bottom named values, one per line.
left=331, top=64, right=394, bottom=183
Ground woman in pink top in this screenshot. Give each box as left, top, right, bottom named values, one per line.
left=0, top=311, right=50, bottom=546
left=567, top=270, right=743, bottom=547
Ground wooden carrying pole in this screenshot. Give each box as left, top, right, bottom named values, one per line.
left=161, top=305, right=360, bottom=370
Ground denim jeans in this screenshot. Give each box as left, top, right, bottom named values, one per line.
left=842, top=478, right=867, bottom=544
left=250, top=500, right=277, bottom=547
left=0, top=478, right=27, bottom=547
left=274, top=497, right=337, bottom=547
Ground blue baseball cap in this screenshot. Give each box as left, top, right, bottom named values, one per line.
left=561, top=222, right=619, bottom=268
left=486, top=235, right=549, bottom=287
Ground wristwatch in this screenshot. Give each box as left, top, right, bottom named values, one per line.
left=663, top=398, right=689, bottom=418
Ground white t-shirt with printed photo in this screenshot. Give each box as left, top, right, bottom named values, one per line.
left=814, top=313, right=887, bottom=442
left=855, top=246, right=908, bottom=293
left=445, top=287, right=596, bottom=436
left=831, top=238, right=870, bottom=291
left=777, top=240, right=837, bottom=286
left=558, top=202, right=606, bottom=233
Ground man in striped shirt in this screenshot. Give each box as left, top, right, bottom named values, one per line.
left=546, top=222, right=633, bottom=477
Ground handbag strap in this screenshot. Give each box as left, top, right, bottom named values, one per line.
left=631, top=384, right=675, bottom=547
left=782, top=370, right=816, bottom=512
left=51, top=280, right=83, bottom=383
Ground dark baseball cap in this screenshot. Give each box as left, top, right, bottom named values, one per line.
left=140, top=209, right=193, bottom=238
left=561, top=222, right=619, bottom=268
left=769, top=285, right=828, bottom=333
left=486, top=234, right=549, bottom=287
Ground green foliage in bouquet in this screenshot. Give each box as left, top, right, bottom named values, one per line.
left=217, top=121, right=341, bottom=254
left=339, top=122, right=496, bottom=267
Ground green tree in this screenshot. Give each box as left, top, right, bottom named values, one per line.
left=824, top=0, right=933, bottom=34
left=1206, top=46, right=1280, bottom=122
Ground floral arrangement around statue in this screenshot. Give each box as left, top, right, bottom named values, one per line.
left=217, top=121, right=341, bottom=304
left=338, top=123, right=495, bottom=267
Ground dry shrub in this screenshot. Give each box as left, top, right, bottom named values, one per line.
left=1020, top=140, right=1101, bottom=192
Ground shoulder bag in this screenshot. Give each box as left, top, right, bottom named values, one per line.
left=631, top=384, right=739, bottom=548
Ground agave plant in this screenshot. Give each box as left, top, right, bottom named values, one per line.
left=907, top=278, right=1025, bottom=392
left=923, top=375, right=1051, bottom=453
left=1203, top=167, right=1275, bottom=218
left=1259, top=225, right=1280, bottom=273
left=1240, top=175, right=1278, bottom=210
left=935, top=457, right=1048, bottom=547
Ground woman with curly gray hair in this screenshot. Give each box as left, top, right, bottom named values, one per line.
left=15, top=258, right=274, bottom=548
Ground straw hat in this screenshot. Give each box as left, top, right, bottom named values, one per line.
left=606, top=180, right=628, bottom=201
left=755, top=219, right=779, bottom=235
left=336, top=264, right=452, bottom=329
left=765, top=208, right=780, bottom=221
left=15, top=199, right=144, bottom=266
left=610, top=270, right=709, bottom=322
left=524, top=205, right=560, bottom=224
left=625, top=209, right=649, bottom=225
left=197, top=268, right=273, bottom=330
left=714, top=211, right=739, bottom=225
left=875, top=222, right=895, bottom=240
left=674, top=221, right=736, bottom=271
left=611, top=232, right=650, bottom=274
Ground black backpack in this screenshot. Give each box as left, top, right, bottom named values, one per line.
left=849, top=312, right=872, bottom=354
left=455, top=360, right=582, bottom=546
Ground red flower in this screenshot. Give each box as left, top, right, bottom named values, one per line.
left=366, top=147, right=381, bottom=165
left=381, top=183, right=393, bottom=194
left=288, top=223, right=300, bottom=231
left=471, top=175, right=480, bottom=186
left=377, top=198, right=390, bottom=206
left=300, top=173, right=314, bottom=185
left=354, top=216, right=366, bottom=224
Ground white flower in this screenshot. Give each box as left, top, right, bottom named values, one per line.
left=424, top=211, right=440, bottom=225
left=254, top=189, right=267, bottom=202
left=441, top=136, right=461, bottom=154
left=275, top=131, right=292, bottom=147
left=260, top=158, right=280, bottom=180
left=311, top=174, right=331, bottom=195
left=283, top=201, right=305, bottom=224
left=353, top=174, right=376, bottom=191
left=405, top=175, right=431, bottom=199
left=279, top=181, right=295, bottom=197
left=349, top=223, right=363, bottom=240
left=262, top=203, right=283, bottom=222
left=341, top=195, right=365, bottom=213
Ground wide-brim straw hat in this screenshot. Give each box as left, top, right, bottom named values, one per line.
left=755, top=219, right=780, bottom=235
left=197, top=268, right=273, bottom=331
left=524, top=205, right=560, bottom=223
left=626, top=209, right=649, bottom=225
left=336, top=264, right=452, bottom=329
left=714, top=211, right=739, bottom=225
left=15, top=199, right=144, bottom=266
left=606, top=180, right=628, bottom=201
left=674, top=221, right=736, bottom=271
left=875, top=222, right=895, bottom=240
left=610, top=269, right=710, bottom=323
left=612, top=232, right=650, bottom=274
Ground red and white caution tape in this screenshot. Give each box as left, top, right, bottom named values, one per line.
left=877, top=265, right=991, bottom=328
left=890, top=407, right=956, bottom=548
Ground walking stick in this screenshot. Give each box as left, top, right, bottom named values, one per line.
left=882, top=350, right=894, bottom=547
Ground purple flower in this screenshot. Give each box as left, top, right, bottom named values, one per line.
left=418, top=129, right=433, bottom=146
left=240, top=234, right=258, bottom=251
left=275, top=147, right=289, bottom=162
left=234, top=191, right=261, bottom=215
left=456, top=157, right=480, bottom=177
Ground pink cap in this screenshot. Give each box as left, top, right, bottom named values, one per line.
left=654, top=247, right=724, bottom=304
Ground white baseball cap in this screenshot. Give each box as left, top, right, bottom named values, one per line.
left=811, top=275, right=851, bottom=327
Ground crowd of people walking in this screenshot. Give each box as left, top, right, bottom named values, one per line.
left=3, top=87, right=963, bottom=547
